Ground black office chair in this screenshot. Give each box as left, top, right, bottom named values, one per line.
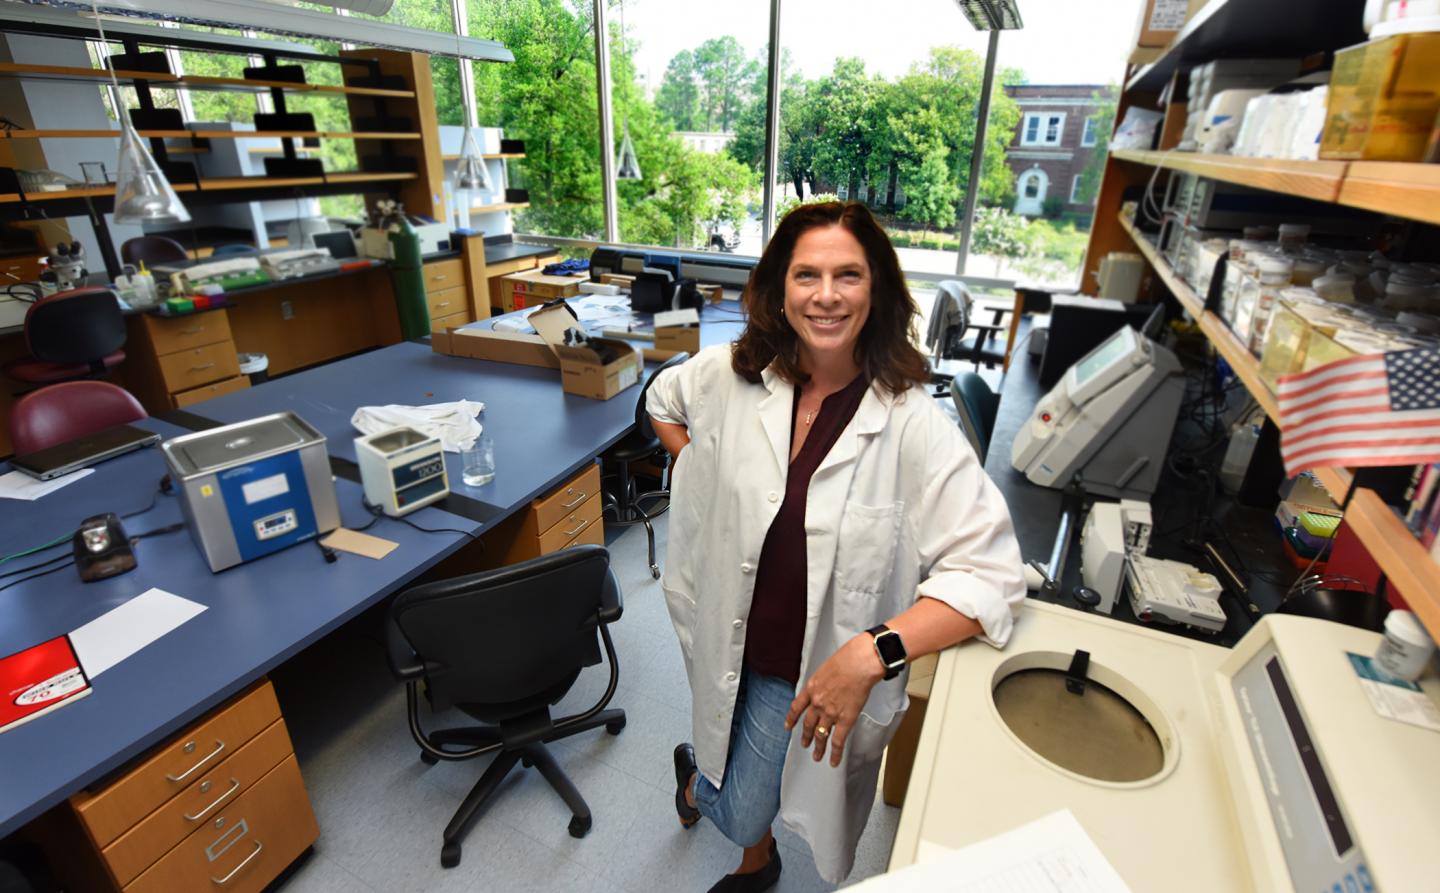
left=600, top=351, right=689, bottom=580
left=120, top=235, right=187, bottom=268
left=3, top=287, right=127, bottom=384
left=386, top=546, right=627, bottom=868
left=925, top=281, right=1008, bottom=390
left=949, top=372, right=1000, bottom=463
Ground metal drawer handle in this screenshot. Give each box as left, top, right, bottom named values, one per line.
left=181, top=326, right=205, bottom=335
left=562, top=518, right=589, bottom=538
left=184, top=777, right=240, bottom=821
left=431, top=274, right=448, bottom=281
left=167, top=740, right=225, bottom=782
left=560, top=490, right=587, bottom=509
left=434, top=301, right=450, bottom=308
left=189, top=362, right=216, bottom=372
left=211, top=841, right=263, bottom=885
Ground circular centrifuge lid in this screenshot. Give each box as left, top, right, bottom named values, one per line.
left=993, top=667, right=1165, bottom=784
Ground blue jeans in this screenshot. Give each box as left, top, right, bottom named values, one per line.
left=694, top=668, right=795, bottom=848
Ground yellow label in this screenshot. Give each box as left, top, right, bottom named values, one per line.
left=201, top=484, right=214, bottom=497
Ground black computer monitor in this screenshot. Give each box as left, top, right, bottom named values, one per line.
left=1038, top=296, right=1162, bottom=389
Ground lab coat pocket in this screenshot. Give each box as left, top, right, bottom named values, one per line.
left=845, top=709, right=901, bottom=775
left=835, top=501, right=902, bottom=595
left=662, top=587, right=698, bottom=666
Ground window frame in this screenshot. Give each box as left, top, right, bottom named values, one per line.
left=1070, top=174, right=1083, bottom=203
left=1081, top=117, right=1098, bottom=147
left=1020, top=111, right=1066, bottom=147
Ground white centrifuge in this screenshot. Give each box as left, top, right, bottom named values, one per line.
left=890, top=600, right=1440, bottom=892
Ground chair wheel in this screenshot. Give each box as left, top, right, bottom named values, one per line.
left=606, top=717, right=626, bottom=735
left=420, top=751, right=439, bottom=765
left=569, top=815, right=591, bottom=838
left=440, top=841, right=461, bottom=868
left=650, top=565, right=661, bottom=580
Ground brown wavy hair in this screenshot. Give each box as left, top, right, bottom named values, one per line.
left=731, top=201, right=929, bottom=396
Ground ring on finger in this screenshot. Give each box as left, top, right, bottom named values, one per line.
left=815, top=725, right=829, bottom=737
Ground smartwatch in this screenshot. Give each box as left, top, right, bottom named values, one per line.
left=867, top=624, right=907, bottom=680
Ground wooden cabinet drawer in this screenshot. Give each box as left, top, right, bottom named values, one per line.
left=144, top=311, right=233, bottom=354
left=157, top=342, right=240, bottom=392
left=537, top=492, right=602, bottom=555
left=568, top=514, right=605, bottom=549
left=104, top=719, right=294, bottom=888
left=431, top=309, right=471, bottom=333
left=73, top=681, right=282, bottom=849
left=531, top=464, right=601, bottom=534
left=171, top=375, right=250, bottom=408
left=426, top=285, right=466, bottom=320
left=422, top=258, right=463, bottom=294
left=125, top=754, right=317, bottom=893
left=0, top=254, right=43, bottom=283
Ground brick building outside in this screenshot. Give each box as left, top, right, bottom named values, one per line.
left=1003, top=83, right=1116, bottom=218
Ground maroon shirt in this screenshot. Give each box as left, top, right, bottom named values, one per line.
left=744, top=373, right=870, bottom=685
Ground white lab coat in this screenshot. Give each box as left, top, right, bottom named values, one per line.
left=647, top=345, right=1026, bottom=883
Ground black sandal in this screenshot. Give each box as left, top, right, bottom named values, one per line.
left=673, top=743, right=702, bottom=829
left=705, top=839, right=782, bottom=893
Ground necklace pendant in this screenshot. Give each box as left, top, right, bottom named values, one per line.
left=804, top=411, right=814, bottom=426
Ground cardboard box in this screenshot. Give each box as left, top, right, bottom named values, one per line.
left=497, top=269, right=585, bottom=313
left=1133, top=0, right=1204, bottom=48
left=433, top=304, right=641, bottom=400
left=1321, top=33, right=1440, bottom=161
left=653, top=308, right=701, bottom=355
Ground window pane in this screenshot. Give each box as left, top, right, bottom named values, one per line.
left=176, top=28, right=259, bottom=123
left=469, top=1, right=603, bottom=239
left=967, top=0, right=1134, bottom=288
left=349, top=0, right=464, bottom=126
left=607, top=0, right=768, bottom=252
left=781, top=0, right=991, bottom=273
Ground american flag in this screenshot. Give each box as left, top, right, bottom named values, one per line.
left=1276, top=346, right=1440, bottom=477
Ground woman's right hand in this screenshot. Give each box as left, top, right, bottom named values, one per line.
left=652, top=419, right=690, bottom=459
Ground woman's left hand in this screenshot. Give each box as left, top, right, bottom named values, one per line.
left=785, top=634, right=885, bottom=767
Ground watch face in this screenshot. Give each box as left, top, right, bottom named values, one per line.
left=875, top=630, right=905, bottom=667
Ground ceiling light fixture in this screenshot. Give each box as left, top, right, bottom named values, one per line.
left=955, top=0, right=1023, bottom=31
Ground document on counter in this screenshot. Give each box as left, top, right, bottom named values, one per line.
left=0, top=468, right=94, bottom=501
left=69, top=588, right=207, bottom=678
left=849, top=810, right=1132, bottom=893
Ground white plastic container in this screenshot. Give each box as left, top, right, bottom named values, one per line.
left=1249, top=255, right=1295, bottom=354
left=1375, top=610, right=1436, bottom=681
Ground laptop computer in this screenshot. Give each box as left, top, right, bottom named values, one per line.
left=11, top=424, right=161, bottom=480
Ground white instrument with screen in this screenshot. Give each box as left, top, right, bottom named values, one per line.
left=1011, top=325, right=1184, bottom=498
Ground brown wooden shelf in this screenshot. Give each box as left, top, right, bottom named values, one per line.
left=0, top=171, right=416, bottom=203
left=0, top=63, right=415, bottom=98
left=1111, top=149, right=1348, bottom=203
left=1115, top=210, right=1440, bottom=637
left=1116, top=211, right=1353, bottom=498
left=1345, top=488, right=1440, bottom=637
left=1338, top=162, right=1440, bottom=227
left=441, top=152, right=526, bottom=161
left=470, top=201, right=529, bottom=213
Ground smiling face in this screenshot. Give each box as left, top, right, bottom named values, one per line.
left=783, top=225, right=872, bottom=376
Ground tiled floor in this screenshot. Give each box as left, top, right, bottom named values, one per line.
left=271, top=513, right=900, bottom=893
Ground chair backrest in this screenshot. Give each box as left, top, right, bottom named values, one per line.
left=932, top=280, right=973, bottom=358
left=949, top=372, right=999, bottom=463
left=24, top=288, right=126, bottom=366
left=388, top=545, right=619, bottom=715
left=120, top=235, right=187, bottom=268
left=10, top=381, right=147, bottom=455
left=635, top=351, right=689, bottom=440
left=210, top=243, right=257, bottom=257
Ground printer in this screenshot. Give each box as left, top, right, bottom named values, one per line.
left=260, top=248, right=340, bottom=280
left=160, top=257, right=270, bottom=293
left=1011, top=325, right=1184, bottom=499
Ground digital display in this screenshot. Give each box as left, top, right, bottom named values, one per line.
left=241, top=472, right=290, bottom=505
left=1074, top=329, right=1134, bottom=385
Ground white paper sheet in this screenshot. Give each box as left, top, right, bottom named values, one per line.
left=0, top=468, right=94, bottom=501
left=69, top=588, right=207, bottom=678
left=849, top=810, right=1133, bottom=893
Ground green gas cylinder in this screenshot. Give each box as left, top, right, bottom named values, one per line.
left=389, top=216, right=430, bottom=339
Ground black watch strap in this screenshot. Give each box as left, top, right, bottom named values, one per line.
left=867, top=624, right=907, bottom=680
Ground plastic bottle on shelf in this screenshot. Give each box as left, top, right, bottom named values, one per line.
left=1313, top=272, right=1357, bottom=303
left=1219, top=421, right=1261, bottom=495
left=1277, top=223, right=1311, bottom=249
left=1248, top=255, right=1295, bottom=355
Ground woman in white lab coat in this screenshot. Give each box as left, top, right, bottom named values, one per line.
left=647, top=201, right=1025, bottom=891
